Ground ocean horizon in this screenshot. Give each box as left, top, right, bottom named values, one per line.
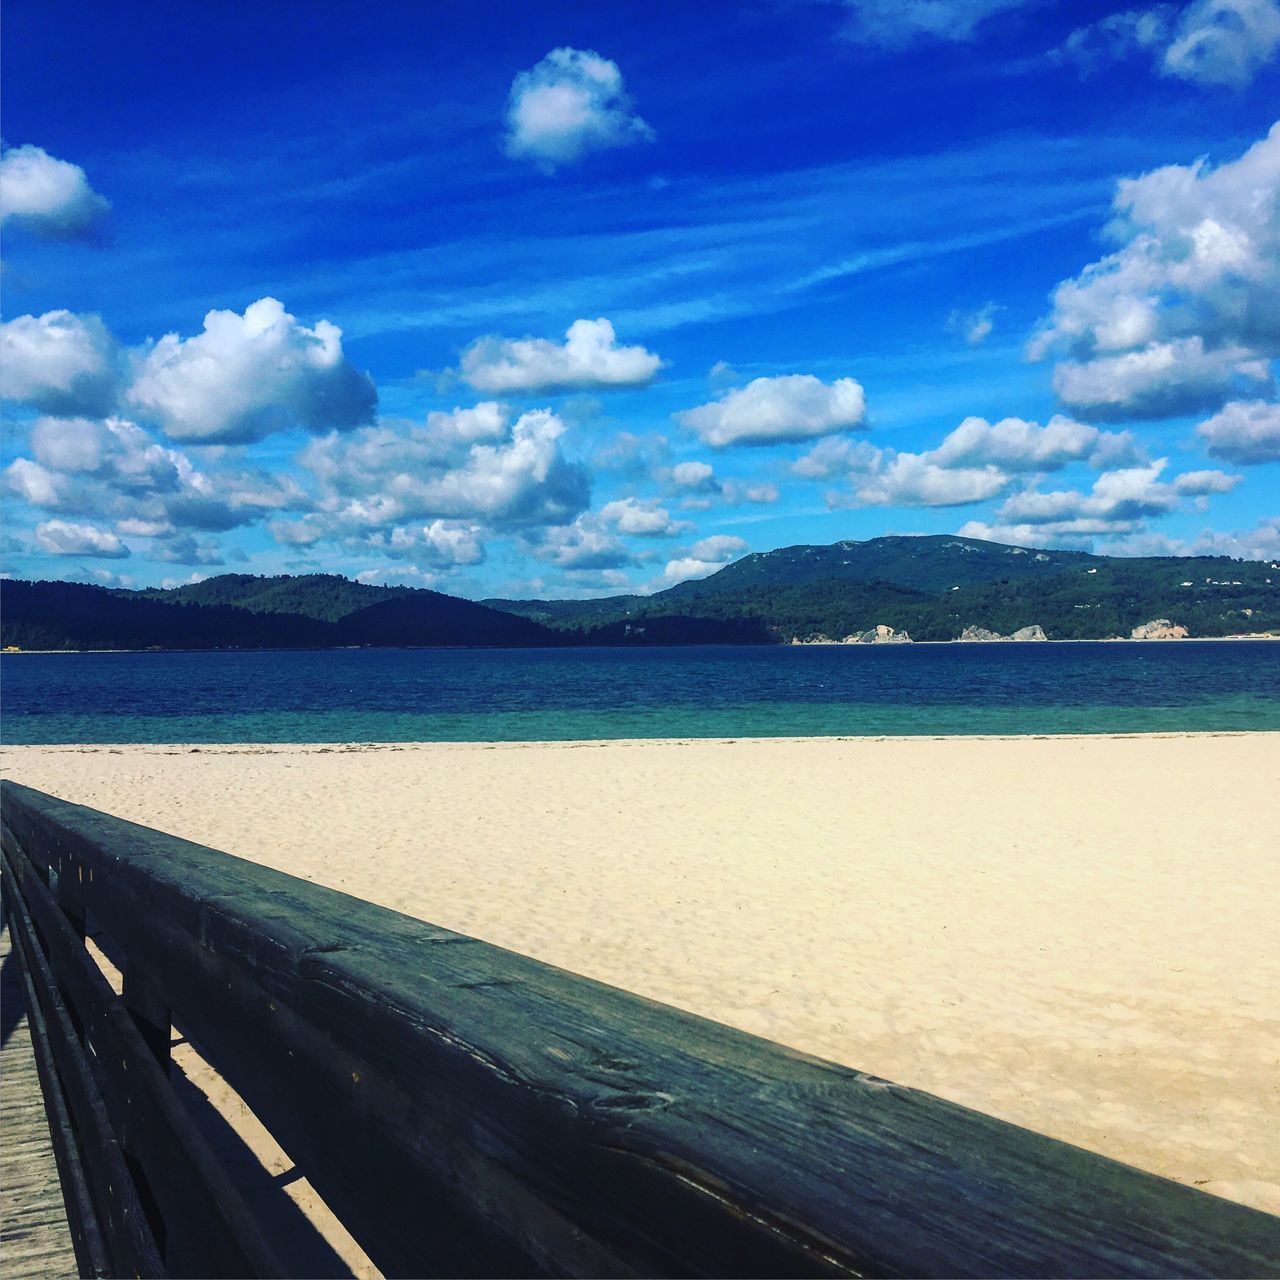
left=4, top=640, right=1278, bottom=744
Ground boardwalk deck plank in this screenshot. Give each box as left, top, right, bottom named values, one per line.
left=1, top=910, right=79, bottom=1280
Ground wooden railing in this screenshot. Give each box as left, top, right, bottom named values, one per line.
left=2, top=778, right=1277, bottom=1279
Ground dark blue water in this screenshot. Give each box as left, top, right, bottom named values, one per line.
left=2, top=642, right=1277, bottom=743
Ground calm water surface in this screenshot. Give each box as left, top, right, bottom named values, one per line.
left=2, top=642, right=1278, bottom=743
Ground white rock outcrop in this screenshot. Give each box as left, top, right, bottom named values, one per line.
left=846, top=624, right=912, bottom=644
left=1130, top=619, right=1189, bottom=640
left=1010, top=624, right=1047, bottom=641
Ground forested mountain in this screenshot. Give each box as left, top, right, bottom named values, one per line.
left=486, top=535, right=1278, bottom=641
left=0, top=578, right=555, bottom=651
left=2, top=536, right=1276, bottom=650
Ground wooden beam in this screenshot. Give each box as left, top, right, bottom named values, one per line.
left=4, top=780, right=1279, bottom=1280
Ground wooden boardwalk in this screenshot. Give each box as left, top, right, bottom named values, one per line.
left=1, top=908, right=78, bottom=1279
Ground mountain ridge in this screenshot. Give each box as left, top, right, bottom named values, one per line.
left=3, top=535, right=1276, bottom=650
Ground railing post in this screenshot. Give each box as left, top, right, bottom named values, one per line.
left=122, top=967, right=171, bottom=1073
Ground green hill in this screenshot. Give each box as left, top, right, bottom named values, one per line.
left=2, top=536, right=1276, bottom=650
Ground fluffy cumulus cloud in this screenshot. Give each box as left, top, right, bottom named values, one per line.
left=1032, top=124, right=1280, bottom=421
left=0, top=144, right=110, bottom=239
left=678, top=374, right=867, bottom=447
left=927, top=414, right=1142, bottom=471
left=663, top=534, right=748, bottom=583
left=598, top=497, right=691, bottom=536
left=522, top=518, right=634, bottom=571
left=460, top=318, right=662, bottom=394
left=670, top=460, right=720, bottom=492
left=34, top=519, right=128, bottom=558
left=1162, top=0, right=1280, bottom=87
left=1196, top=399, right=1280, bottom=462
left=127, top=297, right=376, bottom=443
left=1171, top=468, right=1242, bottom=493
left=991, top=461, right=1221, bottom=535
left=852, top=454, right=1009, bottom=508
left=505, top=48, right=653, bottom=169
left=4, top=413, right=304, bottom=547
left=837, top=0, right=1032, bottom=46
left=1052, top=338, right=1266, bottom=421
left=1, top=311, right=122, bottom=416
left=359, top=521, right=487, bottom=568
left=798, top=414, right=1142, bottom=509
left=299, top=404, right=589, bottom=533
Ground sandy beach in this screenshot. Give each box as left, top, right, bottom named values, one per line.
left=2, top=733, right=1277, bottom=1216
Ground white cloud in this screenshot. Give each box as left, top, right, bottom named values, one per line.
left=837, top=0, right=1034, bottom=47
left=598, top=497, right=691, bottom=536
left=793, top=436, right=879, bottom=479
left=690, top=534, right=748, bottom=561
left=34, top=518, right=128, bottom=558
left=1052, top=338, right=1265, bottom=421
left=662, top=533, right=748, bottom=583
left=1052, top=8, right=1173, bottom=76
left=1032, top=124, right=1280, bottom=421
left=852, top=454, right=1009, bottom=508
left=460, top=318, right=662, bottom=394
left=300, top=405, right=589, bottom=531
left=268, top=518, right=325, bottom=547
left=150, top=534, right=225, bottom=566
left=4, top=411, right=305, bottom=545
left=1187, top=516, right=1280, bottom=559
left=523, top=518, right=634, bottom=571
left=363, top=521, right=487, bottom=568
left=928, top=414, right=1142, bottom=471
left=678, top=374, right=867, bottom=447
left=29, top=416, right=187, bottom=491
left=670, top=459, right=719, bottom=491
left=505, top=48, right=653, bottom=169
left=957, top=518, right=1145, bottom=548
left=1196, top=399, right=1280, bottom=463
left=996, top=462, right=1180, bottom=525
left=1172, top=468, right=1243, bottom=493
left=1162, top=0, right=1280, bottom=87
left=127, top=297, right=376, bottom=442
left=0, top=311, right=121, bottom=416
left=946, top=302, right=998, bottom=344
left=0, top=144, right=109, bottom=239
left=723, top=481, right=780, bottom=505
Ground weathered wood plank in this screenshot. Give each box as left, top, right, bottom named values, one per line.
left=3, top=829, right=288, bottom=1279
left=2, top=844, right=165, bottom=1279
left=4, top=779, right=1280, bottom=1280
left=0, top=888, right=96, bottom=1279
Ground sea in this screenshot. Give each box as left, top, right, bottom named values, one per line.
left=2, top=641, right=1278, bottom=743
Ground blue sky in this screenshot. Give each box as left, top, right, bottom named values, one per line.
left=2, top=0, right=1278, bottom=596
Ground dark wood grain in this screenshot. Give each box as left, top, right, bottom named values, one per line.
left=3, top=826, right=288, bottom=1280
left=3, top=779, right=1279, bottom=1280
left=2, top=844, right=165, bottom=1279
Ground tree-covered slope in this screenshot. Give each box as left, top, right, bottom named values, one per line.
left=1, top=578, right=557, bottom=650
left=3, top=537, right=1276, bottom=650
left=140, top=573, right=412, bottom=622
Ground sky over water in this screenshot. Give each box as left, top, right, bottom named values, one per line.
left=2, top=0, right=1278, bottom=597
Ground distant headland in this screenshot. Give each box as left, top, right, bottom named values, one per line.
left=2, top=534, right=1277, bottom=651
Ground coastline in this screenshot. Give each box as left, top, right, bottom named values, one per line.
left=3, top=632, right=1278, bottom=654
left=3, top=732, right=1277, bottom=1214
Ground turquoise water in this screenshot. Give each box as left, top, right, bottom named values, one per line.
left=3, top=642, right=1277, bottom=743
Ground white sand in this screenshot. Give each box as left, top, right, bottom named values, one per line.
left=3, top=734, right=1278, bottom=1214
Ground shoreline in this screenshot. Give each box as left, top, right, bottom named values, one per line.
left=2, top=733, right=1276, bottom=1214
left=3, top=634, right=1279, bottom=655
left=5, top=727, right=1280, bottom=753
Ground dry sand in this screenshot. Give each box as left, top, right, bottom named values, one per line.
left=2, top=733, right=1278, bottom=1216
